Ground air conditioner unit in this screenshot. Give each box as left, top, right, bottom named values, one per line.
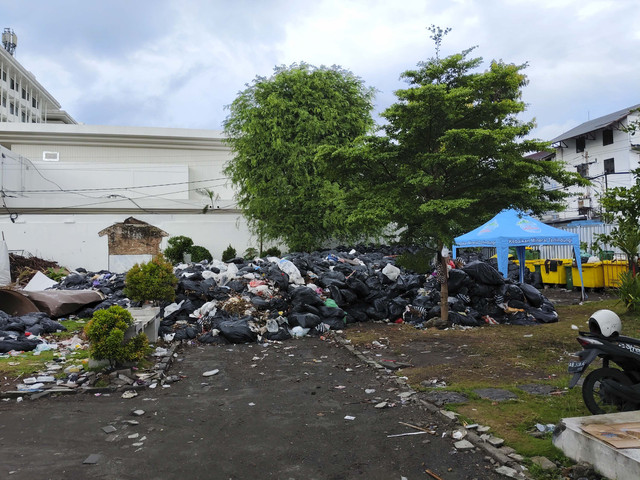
left=42, top=151, right=59, bottom=161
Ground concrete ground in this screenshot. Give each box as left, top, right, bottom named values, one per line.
left=0, top=336, right=506, bottom=480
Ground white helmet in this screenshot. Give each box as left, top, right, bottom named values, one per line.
left=588, top=309, right=622, bottom=337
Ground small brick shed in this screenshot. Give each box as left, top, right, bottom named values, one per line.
left=98, top=217, right=168, bottom=272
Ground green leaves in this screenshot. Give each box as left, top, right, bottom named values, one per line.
left=223, top=63, right=376, bottom=251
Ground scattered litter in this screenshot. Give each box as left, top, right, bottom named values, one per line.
left=122, top=390, right=138, bottom=399
left=202, top=369, right=219, bottom=377
left=375, top=402, right=388, bottom=409
left=344, top=415, right=356, bottom=421
left=82, top=454, right=101, bottom=465
left=365, top=389, right=376, bottom=394
left=387, top=431, right=427, bottom=438
left=132, top=410, right=145, bottom=416
left=101, top=425, right=117, bottom=434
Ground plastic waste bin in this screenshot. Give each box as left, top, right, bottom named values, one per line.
left=602, top=260, right=629, bottom=288
left=541, top=259, right=568, bottom=285
left=572, top=262, right=604, bottom=288
left=599, top=250, right=614, bottom=261
left=565, top=265, right=573, bottom=290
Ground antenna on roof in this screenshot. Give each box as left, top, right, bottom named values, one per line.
left=2, top=28, right=17, bottom=56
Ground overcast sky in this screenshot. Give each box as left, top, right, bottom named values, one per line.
left=3, top=0, right=638, bottom=141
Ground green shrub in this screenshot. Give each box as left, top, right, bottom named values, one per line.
left=164, top=235, right=194, bottom=264
left=124, top=255, right=177, bottom=304
left=617, top=270, right=640, bottom=311
left=45, top=267, right=69, bottom=282
left=262, top=246, right=281, bottom=257
left=243, top=247, right=259, bottom=259
left=190, top=245, right=213, bottom=263
left=221, top=244, right=237, bottom=262
left=84, top=305, right=150, bottom=367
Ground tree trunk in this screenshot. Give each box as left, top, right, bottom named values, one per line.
left=438, top=245, right=449, bottom=324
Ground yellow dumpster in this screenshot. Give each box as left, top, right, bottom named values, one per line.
left=540, top=259, right=570, bottom=285
left=513, top=259, right=544, bottom=274
left=602, top=260, right=629, bottom=288
left=572, top=262, right=605, bottom=288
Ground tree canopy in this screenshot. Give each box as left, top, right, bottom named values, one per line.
left=319, top=46, right=585, bottom=320
left=321, top=47, right=585, bottom=249
left=223, top=63, right=376, bottom=252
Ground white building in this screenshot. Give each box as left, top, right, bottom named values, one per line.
left=0, top=123, right=254, bottom=272
left=544, top=104, right=640, bottom=224
left=0, top=29, right=76, bottom=125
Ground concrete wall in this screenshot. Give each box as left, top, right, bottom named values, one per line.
left=0, top=212, right=254, bottom=272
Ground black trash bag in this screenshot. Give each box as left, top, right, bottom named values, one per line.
left=174, top=326, right=199, bottom=341
left=266, top=270, right=289, bottom=291
left=469, top=282, right=496, bottom=299
left=321, top=314, right=346, bottom=330
left=447, top=269, right=470, bottom=295
left=388, top=297, right=409, bottom=320
left=346, top=277, right=370, bottom=298
left=25, top=324, right=44, bottom=336
left=265, top=327, right=292, bottom=341
left=218, top=317, right=258, bottom=344
left=505, top=310, right=538, bottom=326
left=345, top=306, right=368, bottom=323
left=507, top=299, right=528, bottom=310
left=339, top=288, right=358, bottom=305
left=198, top=331, right=230, bottom=344
left=372, top=297, right=389, bottom=317
left=463, top=261, right=505, bottom=285
left=447, top=296, right=465, bottom=313
left=503, top=284, right=524, bottom=302
left=448, top=310, right=483, bottom=327
left=290, top=287, right=325, bottom=307
left=518, top=283, right=544, bottom=308
left=0, top=337, right=40, bottom=353
left=290, top=303, right=321, bottom=317
left=38, top=318, right=67, bottom=334
left=540, top=299, right=556, bottom=313
left=427, top=305, right=441, bottom=319
left=365, top=306, right=388, bottom=321
left=531, top=270, right=543, bottom=289
left=318, top=304, right=346, bottom=322
left=318, top=271, right=347, bottom=289
left=226, top=280, right=246, bottom=293
left=288, top=312, right=321, bottom=329
left=250, top=296, right=270, bottom=310
left=328, top=285, right=346, bottom=307
left=527, top=307, right=558, bottom=324
left=365, top=275, right=384, bottom=292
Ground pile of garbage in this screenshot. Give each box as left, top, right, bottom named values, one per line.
left=0, top=247, right=559, bottom=352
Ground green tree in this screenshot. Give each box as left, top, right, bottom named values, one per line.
left=596, top=169, right=640, bottom=275
left=223, top=63, right=376, bottom=252
left=124, top=255, right=177, bottom=305
left=320, top=45, right=585, bottom=322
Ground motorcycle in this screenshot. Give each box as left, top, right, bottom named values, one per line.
left=568, top=309, right=640, bottom=414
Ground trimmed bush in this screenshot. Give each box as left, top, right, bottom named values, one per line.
left=84, top=305, right=150, bottom=367
left=124, top=255, right=177, bottom=304
left=243, top=247, right=259, bottom=259
left=190, top=245, right=213, bottom=263
left=262, top=246, right=281, bottom=257
left=164, top=235, right=194, bottom=264
left=222, top=244, right=237, bottom=262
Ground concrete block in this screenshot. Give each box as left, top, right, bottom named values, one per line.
left=553, top=410, right=640, bottom=480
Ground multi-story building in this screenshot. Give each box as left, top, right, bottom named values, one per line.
left=0, top=28, right=75, bottom=124
left=543, top=104, right=640, bottom=224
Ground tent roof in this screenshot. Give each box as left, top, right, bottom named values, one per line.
left=454, top=209, right=578, bottom=248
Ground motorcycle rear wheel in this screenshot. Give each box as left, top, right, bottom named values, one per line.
left=582, top=367, right=635, bottom=415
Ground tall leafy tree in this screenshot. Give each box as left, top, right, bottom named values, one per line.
left=223, top=63, right=375, bottom=252
left=320, top=45, right=585, bottom=321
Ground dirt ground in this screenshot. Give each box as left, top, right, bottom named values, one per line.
left=0, top=336, right=507, bottom=480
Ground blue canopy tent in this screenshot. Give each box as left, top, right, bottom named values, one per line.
left=452, top=209, right=585, bottom=300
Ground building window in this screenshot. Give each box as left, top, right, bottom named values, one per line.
left=1, top=69, right=5, bottom=82
left=9, top=102, right=14, bottom=115
left=21, top=110, right=25, bottom=122
left=603, top=129, right=613, bottom=146
left=21, top=87, right=26, bottom=100
left=32, top=97, right=37, bottom=108
left=576, top=137, right=585, bottom=153
left=604, top=158, right=615, bottom=174
left=9, top=78, right=14, bottom=90
left=1, top=95, right=5, bottom=107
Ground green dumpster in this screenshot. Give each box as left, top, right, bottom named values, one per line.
left=565, top=265, right=573, bottom=290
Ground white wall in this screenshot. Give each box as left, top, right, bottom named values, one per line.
left=0, top=212, right=255, bottom=272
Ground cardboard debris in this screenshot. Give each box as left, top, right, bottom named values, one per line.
left=582, top=421, right=640, bottom=449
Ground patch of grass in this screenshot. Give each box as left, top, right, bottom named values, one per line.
left=343, top=298, right=637, bottom=469
left=0, top=350, right=57, bottom=378
left=52, top=318, right=88, bottom=339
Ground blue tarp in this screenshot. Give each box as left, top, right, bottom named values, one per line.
left=452, top=209, right=585, bottom=299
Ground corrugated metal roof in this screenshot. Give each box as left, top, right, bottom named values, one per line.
left=550, top=104, right=640, bottom=144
